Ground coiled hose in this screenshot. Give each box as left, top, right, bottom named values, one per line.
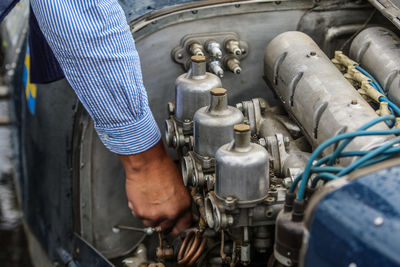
left=177, top=230, right=207, bottom=266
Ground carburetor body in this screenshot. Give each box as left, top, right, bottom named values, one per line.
left=194, top=88, right=244, bottom=158
left=182, top=88, right=243, bottom=188
left=165, top=56, right=221, bottom=150
left=215, top=124, right=269, bottom=202
left=175, top=56, right=222, bottom=122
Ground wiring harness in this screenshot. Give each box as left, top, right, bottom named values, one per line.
left=289, top=53, right=400, bottom=201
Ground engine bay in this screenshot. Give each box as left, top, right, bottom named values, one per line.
left=71, top=1, right=400, bottom=266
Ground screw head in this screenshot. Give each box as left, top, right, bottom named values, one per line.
left=374, top=216, right=384, bottom=226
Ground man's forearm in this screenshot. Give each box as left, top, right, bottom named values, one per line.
left=30, top=0, right=161, bottom=154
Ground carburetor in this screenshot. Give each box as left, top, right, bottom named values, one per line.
left=165, top=55, right=221, bottom=151
left=166, top=58, right=310, bottom=265
left=182, top=88, right=243, bottom=189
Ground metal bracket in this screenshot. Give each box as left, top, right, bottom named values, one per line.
left=171, top=32, right=249, bottom=73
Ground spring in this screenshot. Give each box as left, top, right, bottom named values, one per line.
left=177, top=230, right=207, bottom=266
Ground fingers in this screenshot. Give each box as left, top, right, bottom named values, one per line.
left=130, top=205, right=193, bottom=236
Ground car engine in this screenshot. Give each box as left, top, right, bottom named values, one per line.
left=125, top=25, right=400, bottom=266
left=37, top=1, right=399, bottom=266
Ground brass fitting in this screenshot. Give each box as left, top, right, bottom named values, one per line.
left=334, top=51, right=357, bottom=68
left=358, top=81, right=384, bottom=102
left=376, top=102, right=391, bottom=116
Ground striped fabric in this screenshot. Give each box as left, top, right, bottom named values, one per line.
left=30, top=0, right=161, bottom=155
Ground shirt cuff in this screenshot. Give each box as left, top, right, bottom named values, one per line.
left=95, top=107, right=161, bottom=155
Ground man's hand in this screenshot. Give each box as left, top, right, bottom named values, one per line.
left=119, top=141, right=193, bottom=236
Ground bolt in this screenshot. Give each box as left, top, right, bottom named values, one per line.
left=266, top=209, right=274, bottom=217
left=266, top=197, right=275, bottom=203
left=177, top=53, right=183, bottom=59
left=351, top=99, right=358, bottom=105
left=258, top=98, right=268, bottom=112
left=258, top=138, right=267, bottom=147
left=374, top=216, right=384, bottom=226
left=310, top=51, right=317, bottom=56
left=236, top=102, right=244, bottom=112
left=283, top=177, right=293, bottom=188
left=284, top=136, right=290, bottom=150
left=227, top=215, right=234, bottom=225
left=167, top=102, right=175, bottom=115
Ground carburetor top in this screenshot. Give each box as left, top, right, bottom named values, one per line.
left=210, top=87, right=227, bottom=96
left=175, top=56, right=222, bottom=122
left=193, top=88, right=244, bottom=158
left=215, top=124, right=269, bottom=203
left=191, top=55, right=206, bottom=63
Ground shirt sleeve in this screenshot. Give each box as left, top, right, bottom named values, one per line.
left=30, top=0, right=161, bottom=155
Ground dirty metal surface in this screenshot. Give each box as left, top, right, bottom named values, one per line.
left=0, top=85, right=32, bottom=266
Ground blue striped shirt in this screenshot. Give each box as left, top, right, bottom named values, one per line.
left=30, top=0, right=161, bottom=155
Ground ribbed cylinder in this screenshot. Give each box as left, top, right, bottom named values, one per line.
left=350, top=27, right=400, bottom=106
left=264, top=31, right=390, bottom=161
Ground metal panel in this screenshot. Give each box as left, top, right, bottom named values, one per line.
left=73, top=234, right=114, bottom=267
left=369, top=0, right=400, bottom=29
left=303, top=161, right=400, bottom=267
left=19, top=78, right=77, bottom=261
left=118, top=0, right=204, bottom=22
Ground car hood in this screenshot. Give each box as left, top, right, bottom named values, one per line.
left=118, top=0, right=204, bottom=22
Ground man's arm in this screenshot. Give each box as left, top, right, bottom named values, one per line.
left=30, top=0, right=192, bottom=234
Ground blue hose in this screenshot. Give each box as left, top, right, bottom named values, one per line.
left=290, top=66, right=400, bottom=198
left=311, top=166, right=343, bottom=173
left=311, top=173, right=338, bottom=188
left=296, top=126, right=400, bottom=200
left=380, top=97, right=400, bottom=117
left=355, top=65, right=385, bottom=94
left=327, top=115, right=395, bottom=165
left=290, top=146, right=400, bottom=193
left=336, top=136, right=400, bottom=176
